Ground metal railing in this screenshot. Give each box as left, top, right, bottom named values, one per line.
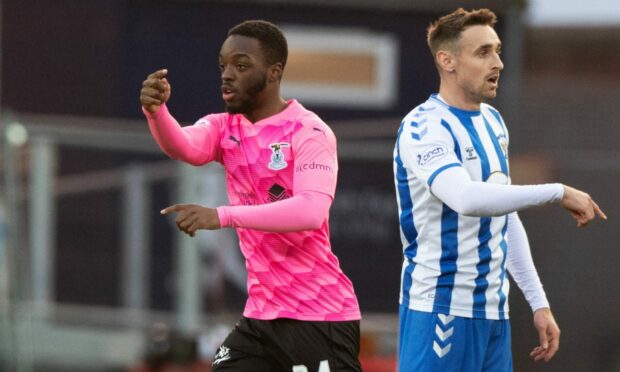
left=0, top=113, right=217, bottom=370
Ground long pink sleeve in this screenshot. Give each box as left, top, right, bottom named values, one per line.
left=143, top=104, right=221, bottom=165
left=217, top=191, right=332, bottom=232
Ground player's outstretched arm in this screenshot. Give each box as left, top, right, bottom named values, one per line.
left=431, top=166, right=564, bottom=216
left=560, top=185, right=607, bottom=227
left=160, top=191, right=332, bottom=237
left=140, top=69, right=171, bottom=114
left=530, top=308, right=560, bottom=362
left=430, top=167, right=607, bottom=228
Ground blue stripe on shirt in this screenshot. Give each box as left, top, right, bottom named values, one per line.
left=395, top=123, right=418, bottom=307
left=433, top=204, right=459, bottom=313
left=451, top=109, right=497, bottom=318
left=483, top=116, right=508, bottom=175
left=456, top=114, right=491, bottom=181
left=473, top=217, right=493, bottom=317
left=440, top=120, right=462, bottom=162
left=488, top=107, right=507, bottom=138
left=497, top=216, right=509, bottom=319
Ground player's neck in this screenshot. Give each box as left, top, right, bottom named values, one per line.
left=438, top=84, right=481, bottom=111
left=244, top=96, right=288, bottom=123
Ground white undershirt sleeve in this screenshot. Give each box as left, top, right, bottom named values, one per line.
left=430, top=166, right=564, bottom=217
left=506, top=212, right=550, bottom=312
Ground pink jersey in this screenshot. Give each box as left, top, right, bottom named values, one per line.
left=145, top=100, right=360, bottom=321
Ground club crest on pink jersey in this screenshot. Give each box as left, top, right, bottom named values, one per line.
left=268, top=142, right=290, bottom=170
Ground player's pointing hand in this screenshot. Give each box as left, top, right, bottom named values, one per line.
left=561, top=185, right=607, bottom=227
left=161, top=203, right=221, bottom=237
left=140, top=69, right=172, bottom=114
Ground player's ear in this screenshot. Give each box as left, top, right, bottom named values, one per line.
left=268, top=62, right=283, bottom=83
left=436, top=50, right=456, bottom=73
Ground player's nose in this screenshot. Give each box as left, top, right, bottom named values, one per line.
left=493, top=52, right=504, bottom=71
left=221, top=65, right=235, bottom=81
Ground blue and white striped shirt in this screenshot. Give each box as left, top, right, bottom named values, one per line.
left=394, top=94, right=511, bottom=320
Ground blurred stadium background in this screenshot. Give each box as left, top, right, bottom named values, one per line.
left=0, top=0, right=618, bottom=371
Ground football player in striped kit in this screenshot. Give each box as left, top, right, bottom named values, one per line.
left=393, top=8, right=606, bottom=372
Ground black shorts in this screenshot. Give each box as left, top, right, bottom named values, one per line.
left=211, top=317, right=361, bottom=372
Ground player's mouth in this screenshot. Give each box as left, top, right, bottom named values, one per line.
left=486, top=74, right=500, bottom=88
left=222, top=85, right=236, bottom=102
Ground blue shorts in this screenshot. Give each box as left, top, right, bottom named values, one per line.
left=398, top=306, right=512, bottom=372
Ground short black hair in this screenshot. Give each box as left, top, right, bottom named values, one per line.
left=228, top=20, right=288, bottom=68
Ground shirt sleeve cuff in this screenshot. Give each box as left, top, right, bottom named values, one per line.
left=427, top=162, right=462, bottom=187
left=216, top=206, right=232, bottom=228
left=529, top=293, right=550, bottom=313
left=552, top=183, right=565, bottom=202
left=142, top=103, right=169, bottom=119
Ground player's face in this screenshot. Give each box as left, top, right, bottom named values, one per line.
left=453, top=25, right=504, bottom=104
left=219, top=35, right=269, bottom=115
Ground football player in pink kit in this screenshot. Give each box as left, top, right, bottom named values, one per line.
left=140, top=20, right=362, bottom=371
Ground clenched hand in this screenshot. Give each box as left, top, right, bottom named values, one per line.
left=140, top=69, right=171, bottom=114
